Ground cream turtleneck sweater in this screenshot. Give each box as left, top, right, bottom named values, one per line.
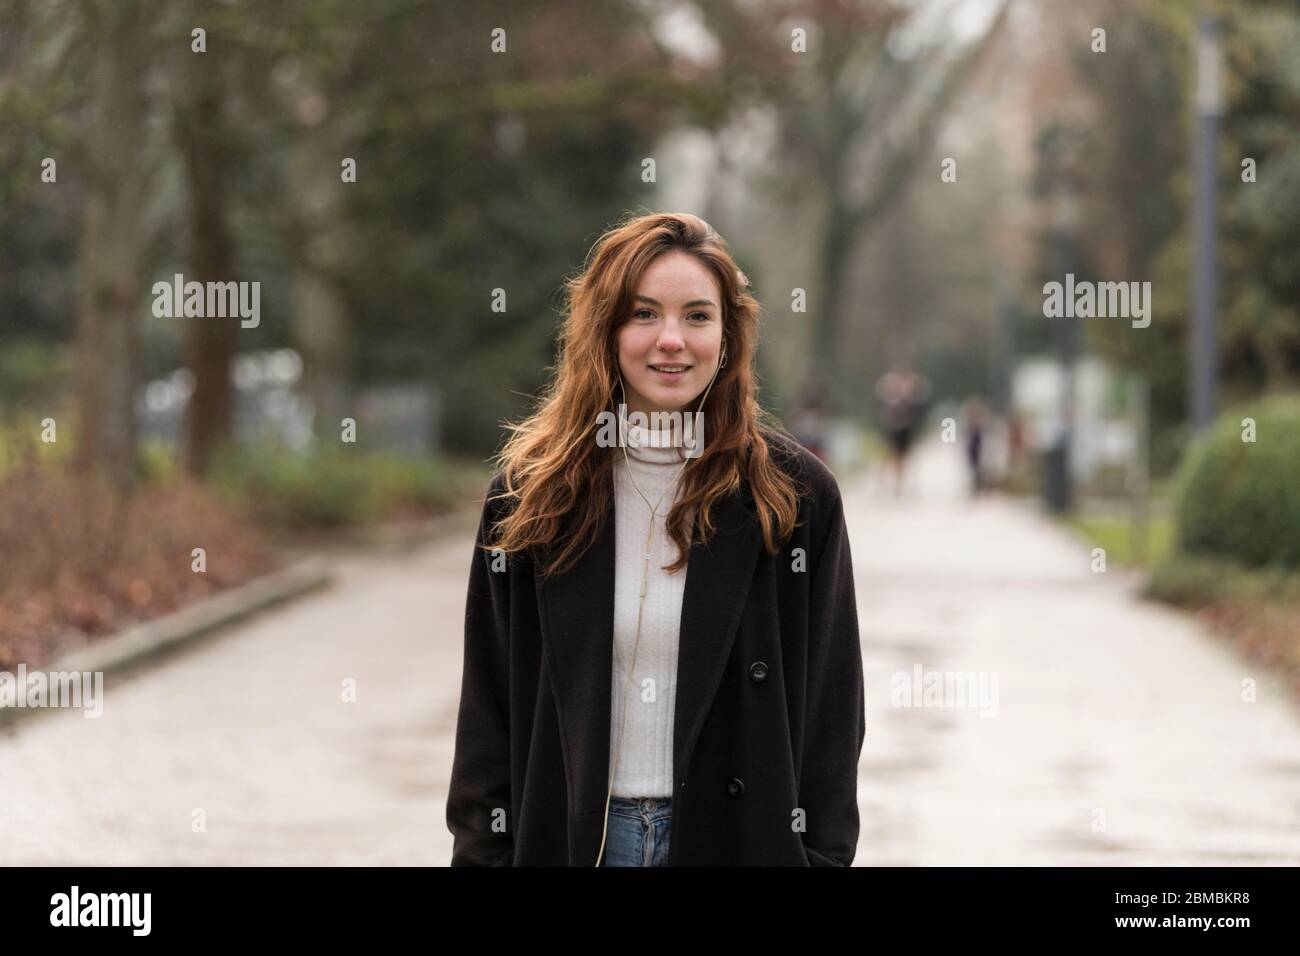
left=609, top=419, right=691, bottom=799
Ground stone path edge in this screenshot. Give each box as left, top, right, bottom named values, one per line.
left=0, top=557, right=333, bottom=728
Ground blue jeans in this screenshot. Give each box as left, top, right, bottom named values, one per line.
left=600, top=796, right=672, bottom=866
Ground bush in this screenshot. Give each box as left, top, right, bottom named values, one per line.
left=0, top=466, right=278, bottom=668
left=1172, top=395, right=1300, bottom=568
left=1146, top=553, right=1300, bottom=607
left=138, top=439, right=184, bottom=486
left=0, top=407, right=74, bottom=479
left=211, top=444, right=487, bottom=528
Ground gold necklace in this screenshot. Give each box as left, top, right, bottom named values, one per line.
left=596, top=357, right=725, bottom=867
left=609, top=433, right=690, bottom=689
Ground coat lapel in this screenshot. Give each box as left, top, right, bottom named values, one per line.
left=536, top=479, right=763, bottom=851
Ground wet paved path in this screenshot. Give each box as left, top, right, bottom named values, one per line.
left=3, top=443, right=1297, bottom=864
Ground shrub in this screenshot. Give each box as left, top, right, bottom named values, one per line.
left=0, top=466, right=278, bottom=668
left=211, top=444, right=485, bottom=528
left=1172, top=395, right=1300, bottom=568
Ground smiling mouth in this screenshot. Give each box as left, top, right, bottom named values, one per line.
left=649, top=364, right=691, bottom=373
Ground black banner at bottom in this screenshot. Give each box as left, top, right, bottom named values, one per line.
left=1, top=865, right=1286, bottom=941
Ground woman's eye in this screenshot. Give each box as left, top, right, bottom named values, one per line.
left=631, top=309, right=709, bottom=321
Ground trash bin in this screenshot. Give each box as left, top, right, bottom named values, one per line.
left=1042, top=438, right=1072, bottom=514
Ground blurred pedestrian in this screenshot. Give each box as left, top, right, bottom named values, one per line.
left=789, top=377, right=830, bottom=463
left=962, top=397, right=990, bottom=496
left=875, top=366, right=930, bottom=497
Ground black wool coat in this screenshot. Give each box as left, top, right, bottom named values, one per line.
left=445, top=431, right=865, bottom=866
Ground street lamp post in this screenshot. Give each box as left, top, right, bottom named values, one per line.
left=1191, top=13, right=1222, bottom=432
left=1043, top=128, right=1082, bottom=516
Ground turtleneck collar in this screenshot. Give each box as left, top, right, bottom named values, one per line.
left=622, top=417, right=691, bottom=465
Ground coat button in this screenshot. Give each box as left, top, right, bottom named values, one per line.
left=726, top=777, right=745, bottom=797
left=749, top=661, right=768, bottom=683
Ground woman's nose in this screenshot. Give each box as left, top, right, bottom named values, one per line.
left=657, top=321, right=686, bottom=351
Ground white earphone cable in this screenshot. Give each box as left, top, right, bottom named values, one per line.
left=595, top=345, right=726, bottom=866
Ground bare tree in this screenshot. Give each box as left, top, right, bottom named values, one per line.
left=75, top=0, right=155, bottom=490
left=173, top=43, right=239, bottom=475
left=693, top=0, right=1011, bottom=401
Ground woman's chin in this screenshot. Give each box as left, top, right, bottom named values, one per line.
left=651, top=394, right=697, bottom=414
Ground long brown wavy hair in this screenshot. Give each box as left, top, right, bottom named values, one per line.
left=485, top=211, right=806, bottom=577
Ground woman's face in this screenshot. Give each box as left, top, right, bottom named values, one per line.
left=616, top=250, right=724, bottom=417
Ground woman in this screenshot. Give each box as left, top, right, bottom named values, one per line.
left=446, top=212, right=865, bottom=866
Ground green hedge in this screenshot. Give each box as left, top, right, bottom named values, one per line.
left=1146, top=553, right=1300, bottom=606
left=211, top=444, right=487, bottom=528
left=1172, top=395, right=1300, bottom=568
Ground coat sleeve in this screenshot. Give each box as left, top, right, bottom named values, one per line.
left=446, top=483, right=515, bottom=866
left=798, top=481, right=866, bottom=866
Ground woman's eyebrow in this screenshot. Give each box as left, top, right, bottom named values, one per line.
left=633, top=294, right=717, bottom=309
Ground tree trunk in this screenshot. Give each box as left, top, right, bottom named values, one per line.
left=176, top=61, right=236, bottom=476
left=75, top=1, right=149, bottom=492
left=290, top=123, right=353, bottom=445
left=811, top=185, right=855, bottom=391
